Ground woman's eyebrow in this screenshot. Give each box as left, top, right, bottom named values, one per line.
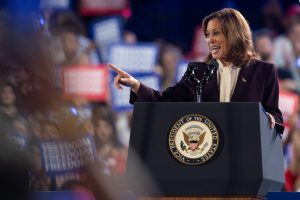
left=206, top=27, right=221, bottom=31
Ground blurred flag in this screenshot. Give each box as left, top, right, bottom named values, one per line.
left=62, top=66, right=108, bottom=101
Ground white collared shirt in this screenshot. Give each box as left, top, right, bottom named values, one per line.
left=217, top=59, right=241, bottom=102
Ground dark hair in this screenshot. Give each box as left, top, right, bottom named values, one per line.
left=0, top=82, right=23, bottom=109
left=49, top=11, right=84, bottom=35
left=202, top=8, right=258, bottom=67
left=92, top=114, right=121, bottom=148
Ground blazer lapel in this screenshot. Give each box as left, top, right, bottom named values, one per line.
left=231, top=64, right=253, bottom=101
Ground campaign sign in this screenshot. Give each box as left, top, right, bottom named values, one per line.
left=40, top=136, right=96, bottom=175
left=62, top=66, right=108, bottom=101
left=110, top=73, right=160, bottom=112
left=175, top=61, right=189, bottom=82
left=90, top=17, right=123, bottom=62
left=279, top=91, right=299, bottom=122
left=39, top=0, right=72, bottom=10
left=80, top=0, right=128, bottom=16
left=108, top=43, right=159, bottom=73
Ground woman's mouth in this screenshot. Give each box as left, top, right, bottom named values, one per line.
left=210, top=46, right=220, bottom=55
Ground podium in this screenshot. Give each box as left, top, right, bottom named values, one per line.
left=125, top=103, right=284, bottom=199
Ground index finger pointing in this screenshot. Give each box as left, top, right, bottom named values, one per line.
left=108, top=63, right=125, bottom=74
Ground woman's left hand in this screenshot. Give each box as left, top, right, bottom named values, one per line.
left=266, top=112, right=275, bottom=128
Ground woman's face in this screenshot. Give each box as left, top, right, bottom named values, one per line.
left=95, top=119, right=113, bottom=143
left=1, top=85, right=16, bottom=106
left=61, top=32, right=78, bottom=57
left=205, top=18, right=229, bottom=63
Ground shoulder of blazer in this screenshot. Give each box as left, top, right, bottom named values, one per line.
left=247, top=58, right=275, bottom=70
left=244, top=58, right=276, bottom=76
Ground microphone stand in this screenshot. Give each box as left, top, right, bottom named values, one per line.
left=195, top=80, right=203, bottom=103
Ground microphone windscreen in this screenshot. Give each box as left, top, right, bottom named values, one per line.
left=209, top=59, right=219, bottom=69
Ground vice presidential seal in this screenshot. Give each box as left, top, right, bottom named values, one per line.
left=168, top=114, right=219, bottom=165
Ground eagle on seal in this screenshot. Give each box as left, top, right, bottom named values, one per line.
left=183, top=131, right=206, bottom=151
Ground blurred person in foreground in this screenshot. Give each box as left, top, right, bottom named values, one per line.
left=109, top=8, right=283, bottom=133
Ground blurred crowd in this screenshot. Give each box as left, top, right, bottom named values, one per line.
left=1, top=0, right=300, bottom=199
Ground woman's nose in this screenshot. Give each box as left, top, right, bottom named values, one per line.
left=207, top=35, right=215, bottom=43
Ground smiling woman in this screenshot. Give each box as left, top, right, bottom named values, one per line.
left=108, top=8, right=284, bottom=133
left=202, top=8, right=257, bottom=67
left=204, top=19, right=229, bottom=64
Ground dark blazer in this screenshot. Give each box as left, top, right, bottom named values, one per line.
left=130, top=58, right=283, bottom=132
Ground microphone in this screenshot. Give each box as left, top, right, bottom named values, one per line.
left=202, top=59, right=219, bottom=86
left=183, top=60, right=219, bottom=102
left=183, top=65, right=200, bottom=85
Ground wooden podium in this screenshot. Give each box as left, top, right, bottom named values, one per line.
left=126, top=103, right=284, bottom=199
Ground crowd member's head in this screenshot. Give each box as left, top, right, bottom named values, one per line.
left=93, top=116, right=118, bottom=146
left=253, top=29, right=274, bottom=62
left=287, top=19, right=300, bottom=58
left=123, top=30, right=137, bottom=44
left=49, top=11, right=84, bottom=36
left=60, top=30, right=79, bottom=60
left=202, top=8, right=257, bottom=67
left=0, top=82, right=27, bottom=135
left=0, top=82, right=20, bottom=108
left=49, top=11, right=92, bottom=66
left=159, top=43, right=183, bottom=89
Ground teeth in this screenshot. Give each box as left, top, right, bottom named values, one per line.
left=210, top=46, right=220, bottom=53
left=211, top=47, right=220, bottom=50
